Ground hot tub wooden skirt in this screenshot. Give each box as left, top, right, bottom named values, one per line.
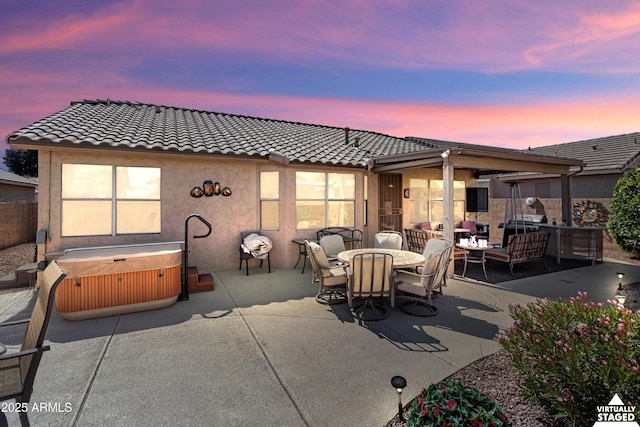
left=55, top=265, right=181, bottom=320
left=54, top=243, right=183, bottom=320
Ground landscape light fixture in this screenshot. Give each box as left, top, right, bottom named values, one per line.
left=615, top=294, right=627, bottom=306
left=391, top=376, right=407, bottom=422
left=617, top=272, right=625, bottom=291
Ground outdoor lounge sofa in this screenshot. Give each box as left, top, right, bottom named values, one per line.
left=484, top=231, right=551, bottom=275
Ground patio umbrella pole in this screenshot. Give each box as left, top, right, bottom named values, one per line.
left=180, top=214, right=212, bottom=301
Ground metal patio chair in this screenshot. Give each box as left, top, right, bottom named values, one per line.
left=0, top=261, right=67, bottom=427
left=346, top=252, right=395, bottom=322
left=395, top=238, right=452, bottom=316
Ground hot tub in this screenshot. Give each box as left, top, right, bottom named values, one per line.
left=55, top=242, right=183, bottom=320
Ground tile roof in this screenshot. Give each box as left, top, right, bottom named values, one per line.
left=6, top=99, right=430, bottom=169
left=527, top=132, right=640, bottom=174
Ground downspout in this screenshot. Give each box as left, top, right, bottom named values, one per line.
left=563, top=166, right=583, bottom=226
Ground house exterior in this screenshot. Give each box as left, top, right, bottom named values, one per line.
left=6, top=99, right=584, bottom=272
left=479, top=133, right=640, bottom=254
left=0, top=169, right=38, bottom=249
left=0, top=169, right=37, bottom=202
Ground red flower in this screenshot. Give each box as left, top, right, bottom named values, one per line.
left=442, top=423, right=452, bottom=427
left=471, top=419, right=483, bottom=427
left=420, top=407, right=427, bottom=416
left=445, top=399, right=457, bottom=410
left=433, top=406, right=440, bottom=416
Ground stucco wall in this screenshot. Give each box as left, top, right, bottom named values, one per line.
left=37, top=148, right=368, bottom=271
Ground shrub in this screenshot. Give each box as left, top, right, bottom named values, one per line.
left=608, top=166, right=640, bottom=258
left=405, top=380, right=511, bottom=427
left=497, top=293, right=640, bottom=426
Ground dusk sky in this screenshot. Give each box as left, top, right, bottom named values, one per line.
left=2, top=0, right=640, bottom=161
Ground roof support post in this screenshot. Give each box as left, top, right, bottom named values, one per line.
left=442, top=153, right=455, bottom=277
left=442, top=156, right=454, bottom=239
left=561, top=173, right=572, bottom=226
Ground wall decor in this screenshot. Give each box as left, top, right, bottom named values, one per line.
left=222, top=187, right=232, bottom=196
left=213, top=181, right=222, bottom=195
left=572, top=199, right=609, bottom=227
left=190, top=186, right=204, bottom=198
left=203, top=180, right=214, bottom=196
left=403, top=188, right=410, bottom=198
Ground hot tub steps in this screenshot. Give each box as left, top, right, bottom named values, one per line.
left=188, top=266, right=214, bottom=293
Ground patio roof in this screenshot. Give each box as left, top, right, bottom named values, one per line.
left=372, top=137, right=585, bottom=175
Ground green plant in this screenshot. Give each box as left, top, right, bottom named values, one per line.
left=497, top=293, right=640, bottom=426
left=608, top=166, right=640, bottom=258
left=405, top=380, right=511, bottom=427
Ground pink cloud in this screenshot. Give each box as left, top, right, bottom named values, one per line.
left=3, top=1, right=640, bottom=73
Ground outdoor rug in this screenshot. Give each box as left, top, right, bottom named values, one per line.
left=453, top=255, right=594, bottom=284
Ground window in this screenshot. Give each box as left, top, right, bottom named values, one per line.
left=409, top=179, right=429, bottom=223
left=61, top=164, right=161, bottom=236
left=260, top=171, right=279, bottom=229
left=429, top=180, right=466, bottom=224
left=296, top=171, right=355, bottom=229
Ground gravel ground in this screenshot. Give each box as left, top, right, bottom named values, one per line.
left=388, top=352, right=568, bottom=427
left=0, top=242, right=35, bottom=278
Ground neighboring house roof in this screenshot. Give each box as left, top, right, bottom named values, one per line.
left=6, top=99, right=432, bottom=169
left=527, top=132, right=640, bottom=175
left=0, top=169, right=37, bottom=188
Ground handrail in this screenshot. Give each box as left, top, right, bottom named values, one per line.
left=181, top=214, right=212, bottom=301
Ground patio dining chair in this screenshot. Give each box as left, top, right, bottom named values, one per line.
left=395, top=238, right=452, bottom=316
left=318, top=234, right=346, bottom=265
left=373, top=231, right=403, bottom=250
left=305, top=241, right=347, bottom=305
left=239, top=230, right=272, bottom=276
left=0, top=261, right=67, bottom=427
left=346, top=252, right=394, bottom=322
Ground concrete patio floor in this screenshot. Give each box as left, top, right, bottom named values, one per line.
left=1, top=260, right=639, bottom=427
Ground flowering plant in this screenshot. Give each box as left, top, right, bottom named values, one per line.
left=405, top=380, right=510, bottom=427
left=497, top=292, right=640, bottom=425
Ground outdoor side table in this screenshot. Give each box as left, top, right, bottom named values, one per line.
left=291, top=238, right=317, bottom=274
left=456, top=244, right=490, bottom=281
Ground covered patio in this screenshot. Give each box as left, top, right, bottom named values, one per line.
left=1, top=260, right=636, bottom=426
left=370, top=140, right=586, bottom=248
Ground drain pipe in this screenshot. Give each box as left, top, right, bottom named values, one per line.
left=181, top=214, right=212, bottom=301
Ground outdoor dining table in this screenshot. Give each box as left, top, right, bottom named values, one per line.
left=337, top=248, right=426, bottom=270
